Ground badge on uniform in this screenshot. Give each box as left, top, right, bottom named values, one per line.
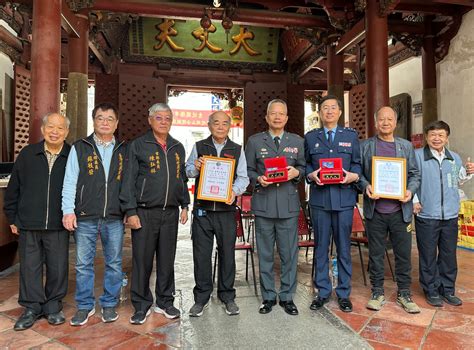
left=338, top=142, right=352, bottom=147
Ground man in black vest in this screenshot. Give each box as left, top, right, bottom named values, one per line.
left=62, top=103, right=127, bottom=326
left=185, top=111, right=249, bottom=317
left=4, top=113, right=70, bottom=330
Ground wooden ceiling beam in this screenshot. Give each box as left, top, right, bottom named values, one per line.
left=61, top=0, right=80, bottom=38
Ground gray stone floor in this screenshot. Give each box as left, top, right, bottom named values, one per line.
left=172, top=222, right=371, bottom=349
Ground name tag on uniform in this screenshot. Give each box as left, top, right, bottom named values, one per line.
left=338, top=142, right=352, bottom=147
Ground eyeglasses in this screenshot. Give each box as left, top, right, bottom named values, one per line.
left=321, top=105, right=339, bottom=112
left=95, top=116, right=117, bottom=123
left=152, top=116, right=172, bottom=123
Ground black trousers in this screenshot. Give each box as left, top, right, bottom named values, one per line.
left=365, top=210, right=412, bottom=293
left=18, top=229, right=69, bottom=315
left=415, top=217, right=458, bottom=296
left=131, top=207, right=179, bottom=312
left=192, top=210, right=236, bottom=304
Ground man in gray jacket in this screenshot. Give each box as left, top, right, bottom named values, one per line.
left=245, top=99, right=305, bottom=316
left=358, top=106, right=421, bottom=313
left=414, top=120, right=473, bottom=307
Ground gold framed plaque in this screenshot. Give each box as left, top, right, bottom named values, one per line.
left=371, top=156, right=407, bottom=200
left=197, top=156, right=236, bottom=203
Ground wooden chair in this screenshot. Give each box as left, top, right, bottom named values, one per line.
left=351, top=206, right=395, bottom=286
left=297, top=207, right=315, bottom=278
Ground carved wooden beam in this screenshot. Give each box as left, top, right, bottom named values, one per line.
left=61, top=0, right=80, bottom=38
left=291, top=45, right=326, bottom=81
left=336, top=18, right=364, bottom=54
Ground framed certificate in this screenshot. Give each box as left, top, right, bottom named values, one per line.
left=371, top=156, right=406, bottom=200
left=197, top=156, right=236, bottom=203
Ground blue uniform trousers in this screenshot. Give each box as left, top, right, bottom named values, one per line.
left=311, top=208, right=353, bottom=299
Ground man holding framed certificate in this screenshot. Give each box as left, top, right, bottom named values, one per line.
left=358, top=106, right=421, bottom=314
left=245, top=99, right=305, bottom=316
left=186, top=111, right=249, bottom=317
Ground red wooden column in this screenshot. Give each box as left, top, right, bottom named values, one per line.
left=327, top=44, right=345, bottom=127
left=67, top=14, right=89, bottom=142
left=29, top=0, right=61, bottom=143
left=365, top=0, right=389, bottom=136
left=422, top=15, right=437, bottom=127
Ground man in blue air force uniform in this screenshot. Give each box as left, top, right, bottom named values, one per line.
left=304, top=95, right=361, bottom=313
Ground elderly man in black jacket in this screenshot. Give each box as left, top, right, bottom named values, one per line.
left=120, top=103, right=190, bottom=324
left=4, top=113, right=70, bottom=331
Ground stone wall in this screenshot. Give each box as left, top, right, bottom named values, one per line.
left=438, top=10, right=474, bottom=199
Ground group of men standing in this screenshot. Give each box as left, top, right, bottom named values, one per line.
left=4, top=95, right=472, bottom=331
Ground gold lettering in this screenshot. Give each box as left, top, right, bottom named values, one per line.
left=192, top=24, right=224, bottom=53
left=230, top=26, right=261, bottom=56
left=154, top=19, right=185, bottom=52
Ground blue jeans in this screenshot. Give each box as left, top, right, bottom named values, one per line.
left=74, top=219, right=124, bottom=310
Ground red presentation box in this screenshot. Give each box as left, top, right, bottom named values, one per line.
left=264, top=157, right=288, bottom=183
left=319, top=158, right=343, bottom=184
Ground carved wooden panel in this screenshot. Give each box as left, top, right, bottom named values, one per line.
left=13, top=65, right=31, bottom=159
left=118, top=74, right=163, bottom=141
left=286, top=83, right=305, bottom=137
left=243, top=80, right=286, bottom=144
left=95, top=74, right=119, bottom=109
left=349, top=84, right=367, bottom=139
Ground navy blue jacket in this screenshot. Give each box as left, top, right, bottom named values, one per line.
left=304, top=127, right=361, bottom=211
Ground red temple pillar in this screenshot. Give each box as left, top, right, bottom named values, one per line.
left=29, top=0, right=61, bottom=143
left=67, top=14, right=89, bottom=142
left=365, top=0, right=389, bottom=136
left=422, top=15, right=437, bottom=127
left=327, top=44, right=345, bottom=126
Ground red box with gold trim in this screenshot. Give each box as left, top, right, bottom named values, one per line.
left=319, top=158, right=343, bottom=184
left=264, top=157, right=288, bottom=183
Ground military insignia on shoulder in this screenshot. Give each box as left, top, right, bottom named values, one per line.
left=344, top=127, right=357, bottom=132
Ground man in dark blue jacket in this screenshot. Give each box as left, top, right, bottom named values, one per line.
left=305, top=95, right=361, bottom=313
left=4, top=113, right=70, bottom=330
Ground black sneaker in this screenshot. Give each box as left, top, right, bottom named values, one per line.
left=154, top=305, right=180, bottom=319
left=101, top=307, right=119, bottom=323
left=442, top=294, right=462, bottom=306
left=70, top=308, right=96, bottom=326
left=425, top=294, right=443, bottom=307
left=224, top=300, right=240, bottom=316
left=189, top=302, right=209, bottom=317
left=129, top=309, right=151, bottom=325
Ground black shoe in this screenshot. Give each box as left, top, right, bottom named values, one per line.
left=279, top=300, right=299, bottom=316
left=129, top=309, right=151, bottom=325
left=259, top=300, right=276, bottom=314
left=47, top=311, right=65, bottom=325
left=337, top=298, right=353, bottom=313
left=442, top=294, right=462, bottom=306
left=14, top=309, right=42, bottom=331
left=426, top=294, right=443, bottom=307
left=310, top=296, right=330, bottom=310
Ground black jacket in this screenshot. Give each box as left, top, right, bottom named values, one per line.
left=73, top=134, right=126, bottom=221
left=120, top=130, right=190, bottom=216
left=4, top=141, right=71, bottom=230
